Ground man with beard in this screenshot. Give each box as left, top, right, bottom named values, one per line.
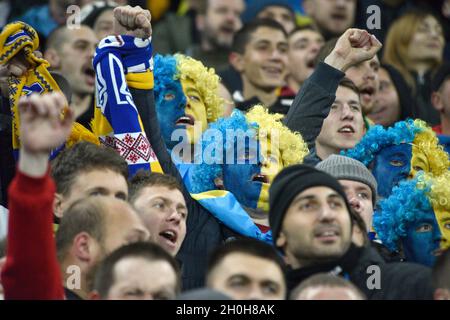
left=186, top=0, right=245, bottom=71
left=269, top=164, right=434, bottom=299
left=303, top=0, right=357, bottom=40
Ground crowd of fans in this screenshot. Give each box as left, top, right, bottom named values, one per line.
left=0, top=0, right=449, bottom=300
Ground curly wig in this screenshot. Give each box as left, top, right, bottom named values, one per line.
left=343, top=119, right=449, bottom=176
left=190, top=106, right=309, bottom=193
left=373, top=173, right=433, bottom=252
left=153, top=53, right=223, bottom=123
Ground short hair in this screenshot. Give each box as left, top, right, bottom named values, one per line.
left=288, top=25, right=319, bottom=38
left=232, top=18, right=288, bottom=54
left=51, top=142, right=128, bottom=197
left=290, top=273, right=366, bottom=300
left=93, top=241, right=181, bottom=298
left=206, top=238, right=286, bottom=281
left=45, top=26, right=70, bottom=52
left=55, top=197, right=107, bottom=262
left=128, top=170, right=183, bottom=204
left=338, top=77, right=360, bottom=97
left=433, top=249, right=450, bottom=290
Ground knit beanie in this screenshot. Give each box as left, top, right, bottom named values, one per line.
left=242, top=0, right=294, bottom=24
left=269, top=164, right=352, bottom=245
left=316, top=155, right=378, bottom=206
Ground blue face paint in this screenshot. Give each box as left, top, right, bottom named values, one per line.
left=401, top=211, right=442, bottom=267
left=222, top=138, right=263, bottom=210
left=372, top=144, right=412, bottom=198
left=155, top=81, right=187, bottom=149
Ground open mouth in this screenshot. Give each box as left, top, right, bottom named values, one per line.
left=220, top=25, right=235, bottom=35
left=82, top=64, right=95, bottom=85
left=306, top=58, right=316, bottom=69
left=175, top=114, right=195, bottom=126
left=314, top=227, right=340, bottom=242
left=251, top=173, right=269, bottom=183
left=331, top=12, right=347, bottom=21
left=159, top=230, right=178, bottom=245
left=338, top=124, right=355, bottom=134
left=360, top=86, right=375, bottom=101
left=262, top=66, right=282, bottom=76
left=431, top=248, right=444, bottom=257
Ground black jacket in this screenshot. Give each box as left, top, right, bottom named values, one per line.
left=283, top=62, right=345, bottom=166
left=129, top=87, right=239, bottom=291
left=287, top=244, right=434, bottom=300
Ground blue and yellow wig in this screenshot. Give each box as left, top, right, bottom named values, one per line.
left=343, top=119, right=449, bottom=175
left=189, top=105, right=309, bottom=193
left=153, top=53, right=224, bottom=123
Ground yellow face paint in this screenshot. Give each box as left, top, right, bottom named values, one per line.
left=257, top=134, right=283, bottom=211
left=180, top=77, right=208, bottom=144
left=410, top=144, right=431, bottom=178
left=432, top=207, right=450, bottom=251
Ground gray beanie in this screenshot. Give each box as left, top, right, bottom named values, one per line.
left=316, top=155, right=378, bottom=206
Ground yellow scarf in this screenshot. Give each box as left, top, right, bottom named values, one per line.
left=0, top=22, right=98, bottom=153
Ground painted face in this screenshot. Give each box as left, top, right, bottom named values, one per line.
left=156, top=77, right=208, bottom=149
left=401, top=210, right=442, bottom=267
left=372, top=144, right=412, bottom=199
left=432, top=207, right=450, bottom=251
left=372, top=142, right=431, bottom=198
left=222, top=135, right=282, bottom=212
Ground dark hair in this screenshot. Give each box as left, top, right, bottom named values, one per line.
left=433, top=248, right=450, bottom=290
left=288, top=25, right=319, bottom=38
left=93, top=241, right=181, bottom=298
left=55, top=197, right=107, bottom=262
left=339, top=77, right=360, bottom=97
left=207, top=238, right=286, bottom=280
left=290, top=273, right=366, bottom=300
left=51, top=142, right=128, bottom=196
left=128, top=170, right=183, bottom=204
left=232, top=18, right=288, bottom=54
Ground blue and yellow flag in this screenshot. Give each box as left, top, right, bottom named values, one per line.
left=191, top=189, right=273, bottom=243
left=92, top=35, right=162, bottom=175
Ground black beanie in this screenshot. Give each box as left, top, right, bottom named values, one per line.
left=269, top=164, right=352, bottom=245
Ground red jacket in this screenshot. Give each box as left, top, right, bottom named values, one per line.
left=1, top=169, right=64, bottom=299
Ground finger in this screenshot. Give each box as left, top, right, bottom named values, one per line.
left=8, top=64, right=26, bottom=77
left=127, top=6, right=136, bottom=29
left=34, top=50, right=43, bottom=59
left=28, top=94, right=47, bottom=116
left=61, top=106, right=75, bottom=128
left=50, top=92, right=65, bottom=118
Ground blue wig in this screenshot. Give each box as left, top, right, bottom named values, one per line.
left=153, top=54, right=179, bottom=106
left=342, top=119, right=423, bottom=166
left=190, top=110, right=256, bottom=193
left=373, top=173, right=432, bottom=252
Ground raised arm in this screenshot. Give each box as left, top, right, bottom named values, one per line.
left=1, top=92, right=74, bottom=299
left=284, top=29, right=382, bottom=151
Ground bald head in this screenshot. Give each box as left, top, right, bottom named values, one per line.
left=56, top=197, right=149, bottom=262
